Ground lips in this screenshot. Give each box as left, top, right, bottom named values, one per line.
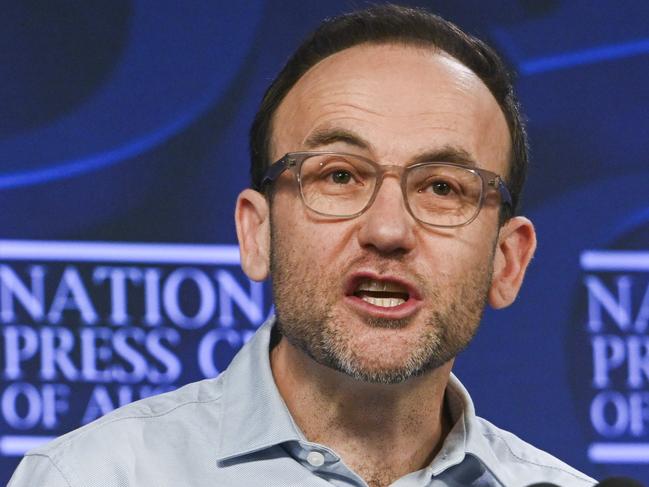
left=344, top=272, right=422, bottom=318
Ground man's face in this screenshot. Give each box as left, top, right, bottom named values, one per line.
left=267, top=43, right=511, bottom=383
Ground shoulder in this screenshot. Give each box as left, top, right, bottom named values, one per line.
left=36, top=375, right=225, bottom=456
left=9, top=376, right=225, bottom=487
left=474, top=416, right=597, bottom=486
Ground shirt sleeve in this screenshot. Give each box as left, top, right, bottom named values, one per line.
left=8, top=454, right=72, bottom=487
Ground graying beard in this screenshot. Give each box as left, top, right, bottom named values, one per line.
left=270, top=217, right=493, bottom=385
left=275, top=306, right=485, bottom=385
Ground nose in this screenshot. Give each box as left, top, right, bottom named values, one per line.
left=356, top=174, right=416, bottom=255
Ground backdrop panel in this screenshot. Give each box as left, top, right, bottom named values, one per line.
left=1, top=1, right=648, bottom=483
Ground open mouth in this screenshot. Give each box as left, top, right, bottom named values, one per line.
left=353, top=278, right=410, bottom=308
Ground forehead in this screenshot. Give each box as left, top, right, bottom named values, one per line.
left=271, top=43, right=511, bottom=175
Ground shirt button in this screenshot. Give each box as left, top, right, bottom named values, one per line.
left=306, top=451, right=325, bottom=467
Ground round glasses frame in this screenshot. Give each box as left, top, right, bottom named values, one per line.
left=260, top=151, right=512, bottom=228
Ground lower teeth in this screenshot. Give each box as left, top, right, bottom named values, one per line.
left=361, top=296, right=405, bottom=307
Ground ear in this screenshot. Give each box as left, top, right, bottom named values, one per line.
left=488, top=216, right=537, bottom=309
left=235, top=189, right=271, bottom=281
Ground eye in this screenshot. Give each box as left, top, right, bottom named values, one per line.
left=330, top=170, right=352, bottom=184
left=431, top=180, right=452, bottom=196
left=421, top=179, right=458, bottom=197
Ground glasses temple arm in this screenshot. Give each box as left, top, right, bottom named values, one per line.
left=495, top=178, right=513, bottom=207
left=261, top=157, right=292, bottom=187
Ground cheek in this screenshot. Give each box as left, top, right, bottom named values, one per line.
left=271, top=211, right=343, bottom=273
left=292, top=224, right=352, bottom=269
left=420, top=227, right=496, bottom=279
left=273, top=191, right=358, bottom=259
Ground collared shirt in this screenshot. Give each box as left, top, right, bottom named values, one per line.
left=9, top=318, right=596, bottom=487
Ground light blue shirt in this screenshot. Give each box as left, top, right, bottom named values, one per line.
left=9, top=318, right=596, bottom=487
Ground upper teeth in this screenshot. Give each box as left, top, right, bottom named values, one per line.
left=354, top=279, right=409, bottom=308
left=356, top=279, right=407, bottom=293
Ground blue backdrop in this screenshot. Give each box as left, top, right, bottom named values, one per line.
left=2, top=1, right=648, bottom=483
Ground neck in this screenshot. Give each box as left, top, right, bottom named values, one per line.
left=270, top=336, right=453, bottom=487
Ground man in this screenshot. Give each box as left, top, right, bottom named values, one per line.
left=10, top=5, right=596, bottom=487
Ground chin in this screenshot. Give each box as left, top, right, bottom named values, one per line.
left=330, top=358, right=437, bottom=385
left=319, top=332, right=448, bottom=384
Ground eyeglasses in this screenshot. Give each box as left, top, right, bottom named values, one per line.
left=260, top=151, right=512, bottom=228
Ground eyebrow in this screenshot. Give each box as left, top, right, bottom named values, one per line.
left=302, top=127, right=477, bottom=167
left=303, top=127, right=371, bottom=151
left=411, top=146, right=478, bottom=167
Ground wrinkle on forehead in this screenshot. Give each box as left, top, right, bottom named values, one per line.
left=271, top=44, right=510, bottom=172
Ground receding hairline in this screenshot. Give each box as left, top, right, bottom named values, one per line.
left=266, top=40, right=513, bottom=174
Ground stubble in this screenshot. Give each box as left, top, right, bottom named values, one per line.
left=270, top=224, right=496, bottom=384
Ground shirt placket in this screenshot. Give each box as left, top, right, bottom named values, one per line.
left=283, top=440, right=369, bottom=487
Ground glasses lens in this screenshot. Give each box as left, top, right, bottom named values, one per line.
left=299, top=154, right=376, bottom=216
left=406, top=164, right=483, bottom=226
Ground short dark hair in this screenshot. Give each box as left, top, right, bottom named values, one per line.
left=249, top=4, right=528, bottom=217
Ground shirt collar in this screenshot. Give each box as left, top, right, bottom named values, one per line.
left=216, top=317, right=514, bottom=486
left=435, top=373, right=513, bottom=486
left=215, top=317, right=303, bottom=461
